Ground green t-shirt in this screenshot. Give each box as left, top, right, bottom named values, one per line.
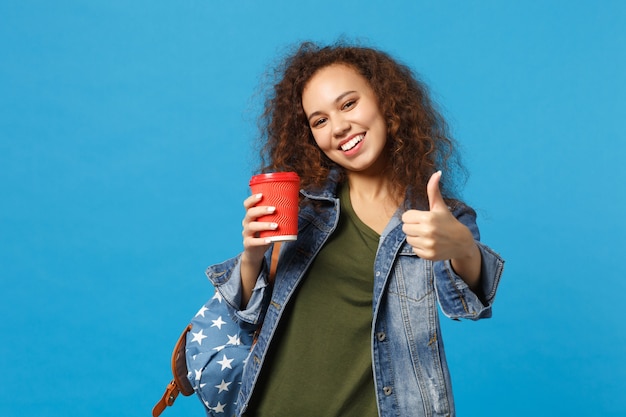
left=247, top=184, right=379, bottom=417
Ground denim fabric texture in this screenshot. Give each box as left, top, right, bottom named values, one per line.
left=206, top=173, right=504, bottom=417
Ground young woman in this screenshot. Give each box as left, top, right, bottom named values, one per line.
left=207, top=41, right=504, bottom=417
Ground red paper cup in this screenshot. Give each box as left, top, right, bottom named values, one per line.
left=249, top=172, right=300, bottom=241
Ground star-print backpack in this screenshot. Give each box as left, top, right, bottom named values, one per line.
left=152, top=243, right=281, bottom=417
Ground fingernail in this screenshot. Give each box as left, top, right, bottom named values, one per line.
left=270, top=223, right=278, bottom=229
left=267, top=206, right=276, bottom=213
left=256, top=193, right=263, bottom=199
left=264, top=238, right=272, bottom=243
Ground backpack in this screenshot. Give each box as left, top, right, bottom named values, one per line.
left=152, top=243, right=280, bottom=416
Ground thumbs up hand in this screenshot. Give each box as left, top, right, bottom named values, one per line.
left=401, top=171, right=477, bottom=263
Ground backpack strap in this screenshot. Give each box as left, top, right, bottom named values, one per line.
left=268, top=242, right=282, bottom=285
left=253, top=241, right=281, bottom=345
left=152, top=323, right=193, bottom=417
left=152, top=243, right=282, bottom=416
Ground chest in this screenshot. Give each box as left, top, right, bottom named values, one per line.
left=348, top=190, right=400, bottom=235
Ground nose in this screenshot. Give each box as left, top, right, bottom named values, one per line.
left=332, top=116, right=350, bottom=138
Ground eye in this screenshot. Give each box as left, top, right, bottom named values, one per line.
left=312, top=117, right=327, bottom=127
left=342, top=99, right=357, bottom=110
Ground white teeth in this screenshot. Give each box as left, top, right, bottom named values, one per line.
left=341, top=134, right=364, bottom=151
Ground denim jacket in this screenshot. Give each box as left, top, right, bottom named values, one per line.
left=207, top=174, right=504, bottom=417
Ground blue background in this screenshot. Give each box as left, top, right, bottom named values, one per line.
left=1, top=1, right=624, bottom=416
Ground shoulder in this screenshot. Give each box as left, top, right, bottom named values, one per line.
left=447, top=199, right=477, bottom=219
left=448, top=200, right=480, bottom=240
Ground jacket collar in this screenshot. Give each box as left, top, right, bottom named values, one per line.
left=300, top=168, right=343, bottom=202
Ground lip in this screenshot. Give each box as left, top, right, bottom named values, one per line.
left=338, top=132, right=365, bottom=151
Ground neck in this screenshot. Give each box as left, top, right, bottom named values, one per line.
left=344, top=171, right=402, bottom=234
left=346, top=171, right=402, bottom=207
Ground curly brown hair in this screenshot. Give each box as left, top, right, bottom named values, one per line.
left=256, top=40, right=467, bottom=207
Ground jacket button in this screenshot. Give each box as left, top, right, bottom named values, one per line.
left=376, top=332, right=386, bottom=342
left=383, top=386, right=393, bottom=396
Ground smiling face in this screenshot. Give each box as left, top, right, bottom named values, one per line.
left=301, top=64, right=388, bottom=176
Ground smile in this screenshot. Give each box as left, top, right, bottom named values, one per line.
left=340, top=134, right=364, bottom=151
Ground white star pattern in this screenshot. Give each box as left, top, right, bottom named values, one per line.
left=211, top=316, right=226, bottom=330
left=216, top=354, right=234, bottom=371
left=186, top=294, right=256, bottom=417
left=215, top=379, right=232, bottom=393
left=190, top=329, right=207, bottom=345
left=227, top=334, right=241, bottom=345
left=195, top=305, right=209, bottom=317
left=212, top=402, right=226, bottom=413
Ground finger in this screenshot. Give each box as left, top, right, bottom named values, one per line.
left=427, top=171, right=446, bottom=212
left=404, top=234, right=435, bottom=259
left=402, top=221, right=420, bottom=237
left=403, top=221, right=435, bottom=239
left=246, top=204, right=276, bottom=219
left=401, top=209, right=428, bottom=224
left=242, top=235, right=274, bottom=257
left=242, top=219, right=278, bottom=249
left=243, top=233, right=276, bottom=248
left=244, top=193, right=264, bottom=210
left=243, top=204, right=276, bottom=228
left=245, top=220, right=279, bottom=235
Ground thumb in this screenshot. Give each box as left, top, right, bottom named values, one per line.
left=427, top=170, right=446, bottom=211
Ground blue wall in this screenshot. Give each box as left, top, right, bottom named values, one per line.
left=1, top=1, right=624, bottom=416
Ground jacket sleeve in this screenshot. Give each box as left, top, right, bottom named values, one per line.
left=434, top=203, right=505, bottom=320
left=205, top=252, right=272, bottom=329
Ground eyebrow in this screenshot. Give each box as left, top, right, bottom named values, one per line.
left=306, top=90, right=357, bottom=122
